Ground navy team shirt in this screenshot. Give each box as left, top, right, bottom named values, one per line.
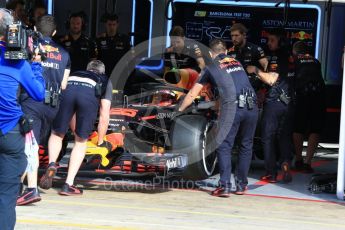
left=198, top=53, right=255, bottom=105
left=96, top=33, right=130, bottom=76
left=60, top=34, right=97, bottom=73
left=265, top=48, right=294, bottom=101
left=20, top=36, right=71, bottom=114
left=41, top=37, right=71, bottom=90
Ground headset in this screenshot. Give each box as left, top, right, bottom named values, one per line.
left=65, top=11, right=87, bottom=31
left=278, top=33, right=288, bottom=48
left=100, top=0, right=117, bottom=23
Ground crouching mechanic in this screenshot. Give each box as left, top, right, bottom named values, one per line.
left=0, top=8, right=45, bottom=229
left=39, top=60, right=112, bottom=195
left=17, top=15, right=71, bottom=206
left=178, top=39, right=278, bottom=197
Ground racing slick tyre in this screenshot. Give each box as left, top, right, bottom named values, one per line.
left=170, top=115, right=217, bottom=180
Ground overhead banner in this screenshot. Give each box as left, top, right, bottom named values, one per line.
left=172, top=3, right=319, bottom=55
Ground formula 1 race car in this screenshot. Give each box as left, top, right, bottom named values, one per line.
left=39, top=63, right=218, bottom=181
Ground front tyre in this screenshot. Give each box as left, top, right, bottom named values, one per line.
left=170, top=115, right=217, bottom=180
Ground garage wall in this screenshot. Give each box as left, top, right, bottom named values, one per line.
left=0, top=0, right=6, bottom=8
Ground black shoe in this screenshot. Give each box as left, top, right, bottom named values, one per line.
left=302, top=164, right=314, bottom=174
left=39, top=162, right=57, bottom=190
left=59, top=183, right=83, bottom=196
left=211, top=187, right=231, bottom=198
left=17, top=188, right=41, bottom=206
left=282, top=162, right=292, bottom=183
left=260, top=174, right=277, bottom=183
left=295, top=160, right=304, bottom=171
left=235, top=185, right=248, bottom=195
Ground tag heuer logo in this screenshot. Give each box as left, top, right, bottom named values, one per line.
left=194, top=11, right=207, bottom=17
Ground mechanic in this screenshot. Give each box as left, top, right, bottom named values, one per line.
left=27, top=3, right=46, bottom=30
left=250, top=29, right=294, bottom=183
left=178, top=38, right=278, bottom=197
left=5, top=0, right=26, bottom=23
left=228, top=23, right=268, bottom=93
left=0, top=8, right=45, bottom=229
left=96, top=14, right=131, bottom=76
left=292, top=41, right=326, bottom=173
left=165, top=25, right=205, bottom=72
left=60, top=12, right=97, bottom=73
left=39, top=60, right=113, bottom=195
left=17, top=15, right=71, bottom=206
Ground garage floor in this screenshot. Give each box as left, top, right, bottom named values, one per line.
left=200, top=148, right=342, bottom=203
left=16, top=147, right=345, bottom=230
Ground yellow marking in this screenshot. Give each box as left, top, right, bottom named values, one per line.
left=86, top=140, right=110, bottom=167
left=17, top=219, right=137, bottom=230
left=41, top=199, right=345, bottom=229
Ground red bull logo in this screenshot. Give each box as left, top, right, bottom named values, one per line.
left=43, top=45, right=59, bottom=53
left=261, top=30, right=270, bottom=38
left=219, top=57, right=241, bottom=69
left=219, top=57, right=233, bottom=63
left=47, top=52, right=62, bottom=61
left=290, top=31, right=313, bottom=40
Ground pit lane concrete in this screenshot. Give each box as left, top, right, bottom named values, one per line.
left=16, top=148, right=345, bottom=230
left=16, top=181, right=345, bottom=230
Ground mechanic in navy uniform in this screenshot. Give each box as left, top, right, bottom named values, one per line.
left=178, top=39, right=278, bottom=197
left=292, top=41, right=326, bottom=173
left=60, top=12, right=97, bottom=73
left=39, top=60, right=113, bottom=196
left=0, top=8, right=45, bottom=229
left=96, top=14, right=130, bottom=76
left=6, top=0, right=27, bottom=23
left=249, top=29, right=294, bottom=183
left=17, top=15, right=71, bottom=206
left=26, top=3, right=46, bottom=30
left=165, top=25, right=205, bottom=72
left=228, top=23, right=268, bottom=96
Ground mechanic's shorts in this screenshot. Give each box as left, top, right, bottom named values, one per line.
left=21, top=98, right=59, bottom=145
left=294, top=93, right=326, bottom=134
left=52, top=82, right=99, bottom=139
